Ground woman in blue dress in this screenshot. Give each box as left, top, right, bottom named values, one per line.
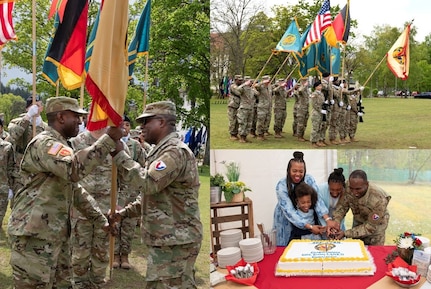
left=273, top=151, right=336, bottom=245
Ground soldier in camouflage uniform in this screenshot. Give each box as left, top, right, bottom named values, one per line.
left=295, top=78, right=310, bottom=142
left=330, top=170, right=391, bottom=245
left=249, top=82, right=258, bottom=138
left=6, top=96, right=48, bottom=204
left=346, top=88, right=361, bottom=142
left=227, top=75, right=242, bottom=140
left=254, top=75, right=272, bottom=140
left=320, top=72, right=334, bottom=145
left=310, top=81, right=327, bottom=148
left=113, top=115, right=147, bottom=270
left=69, top=126, right=127, bottom=288
left=328, top=79, right=342, bottom=145
left=0, top=134, right=14, bottom=228
left=232, top=76, right=256, bottom=143
left=272, top=79, right=287, bottom=138
left=0, top=118, right=10, bottom=140
left=110, top=101, right=203, bottom=289
left=8, top=96, right=122, bottom=289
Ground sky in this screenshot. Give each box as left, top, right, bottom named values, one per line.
left=262, top=0, right=430, bottom=42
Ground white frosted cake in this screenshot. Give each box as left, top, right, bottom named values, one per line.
left=275, top=239, right=376, bottom=276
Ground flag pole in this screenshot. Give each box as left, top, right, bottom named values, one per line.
left=362, top=54, right=386, bottom=88
left=143, top=53, right=149, bottom=108
left=271, top=53, right=290, bottom=83
left=79, top=82, right=85, bottom=108
left=252, top=51, right=275, bottom=85
left=284, top=63, right=299, bottom=81
left=109, top=164, right=117, bottom=280
left=56, top=80, right=60, bottom=97
left=31, top=0, right=37, bottom=137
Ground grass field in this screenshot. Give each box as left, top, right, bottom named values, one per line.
left=0, top=167, right=210, bottom=289
left=211, top=97, right=431, bottom=149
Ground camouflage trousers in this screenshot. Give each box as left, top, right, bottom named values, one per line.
left=295, top=107, right=309, bottom=138
left=145, top=242, right=201, bottom=289
left=273, top=108, right=286, bottom=133
left=250, top=106, right=257, bottom=134
left=237, top=107, right=253, bottom=137
left=337, top=109, right=347, bottom=139
left=328, top=107, right=340, bottom=140
left=346, top=111, right=358, bottom=138
left=114, top=216, right=138, bottom=255
left=310, top=112, right=325, bottom=143
left=10, top=235, right=72, bottom=289
left=0, top=191, right=8, bottom=226
left=256, top=107, right=271, bottom=135
left=70, top=218, right=109, bottom=289
left=227, top=107, right=239, bottom=136
left=292, top=103, right=299, bottom=136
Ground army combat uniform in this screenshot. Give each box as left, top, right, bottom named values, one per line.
left=272, top=80, right=287, bottom=137
left=6, top=114, right=48, bottom=197
left=69, top=130, right=124, bottom=288
left=295, top=80, right=310, bottom=141
left=114, top=131, right=203, bottom=289
left=0, top=137, right=14, bottom=227
left=8, top=126, right=115, bottom=289
left=332, top=182, right=391, bottom=245
left=227, top=76, right=242, bottom=139
left=115, top=136, right=147, bottom=268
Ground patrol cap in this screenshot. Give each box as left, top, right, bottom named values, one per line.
left=244, top=76, right=251, bottom=80
left=234, top=75, right=243, bottom=80
left=130, top=129, right=141, bottom=138
left=26, top=95, right=42, bottom=108
left=277, top=78, right=285, bottom=82
left=45, top=96, right=88, bottom=115
left=136, top=101, right=176, bottom=122
left=262, top=75, right=271, bottom=81
left=313, top=80, right=322, bottom=88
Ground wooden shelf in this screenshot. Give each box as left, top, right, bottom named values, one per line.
left=210, top=197, right=254, bottom=254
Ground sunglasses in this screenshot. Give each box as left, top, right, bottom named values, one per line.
left=141, top=116, right=162, bottom=125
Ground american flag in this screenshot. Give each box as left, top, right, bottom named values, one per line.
left=0, top=1, right=16, bottom=48
left=303, top=0, right=331, bottom=48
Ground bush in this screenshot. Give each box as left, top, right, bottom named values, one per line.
left=210, top=173, right=225, bottom=187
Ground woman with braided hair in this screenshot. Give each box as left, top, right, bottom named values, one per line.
left=272, top=151, right=337, bottom=245
left=318, top=168, right=347, bottom=232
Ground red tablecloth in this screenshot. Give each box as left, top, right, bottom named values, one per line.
left=253, top=245, right=396, bottom=289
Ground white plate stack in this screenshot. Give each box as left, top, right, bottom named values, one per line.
left=220, top=229, right=243, bottom=248
left=217, top=247, right=242, bottom=268
left=239, top=238, right=264, bottom=263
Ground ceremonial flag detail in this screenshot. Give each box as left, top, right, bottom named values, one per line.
left=0, top=1, right=16, bottom=48
left=42, top=0, right=88, bottom=90
left=84, top=2, right=101, bottom=74
left=85, top=0, right=129, bottom=130
left=332, top=3, right=350, bottom=44
left=128, top=0, right=151, bottom=77
left=294, top=26, right=317, bottom=77
left=303, top=0, right=331, bottom=48
left=386, top=24, right=410, bottom=80
left=331, top=44, right=341, bottom=75
left=317, top=33, right=331, bottom=75
left=275, top=19, right=301, bottom=54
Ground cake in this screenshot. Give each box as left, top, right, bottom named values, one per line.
left=275, top=239, right=376, bottom=276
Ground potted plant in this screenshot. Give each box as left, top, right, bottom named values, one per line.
left=222, top=161, right=251, bottom=202
left=210, top=173, right=225, bottom=203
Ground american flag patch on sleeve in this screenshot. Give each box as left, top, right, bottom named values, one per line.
left=48, top=142, right=63, bottom=155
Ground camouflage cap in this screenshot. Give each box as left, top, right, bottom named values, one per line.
left=136, top=101, right=176, bottom=122
left=244, top=76, right=251, bottom=80
left=277, top=78, right=285, bottom=82
left=130, top=129, right=141, bottom=138
left=262, top=75, right=271, bottom=81
left=234, top=74, right=243, bottom=80
left=45, top=96, right=87, bottom=115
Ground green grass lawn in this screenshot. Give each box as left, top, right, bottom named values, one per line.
left=0, top=167, right=210, bottom=289
left=211, top=97, right=431, bottom=149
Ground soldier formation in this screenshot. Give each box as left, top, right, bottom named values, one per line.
left=227, top=72, right=364, bottom=147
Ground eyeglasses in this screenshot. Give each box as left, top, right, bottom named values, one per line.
left=141, top=116, right=162, bottom=125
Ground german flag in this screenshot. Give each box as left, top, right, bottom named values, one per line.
left=42, top=0, right=88, bottom=90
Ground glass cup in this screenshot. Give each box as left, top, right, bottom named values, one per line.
left=260, top=229, right=276, bottom=255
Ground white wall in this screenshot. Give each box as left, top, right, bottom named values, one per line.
left=211, top=149, right=337, bottom=233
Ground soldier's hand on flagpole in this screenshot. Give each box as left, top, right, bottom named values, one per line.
left=107, top=126, right=124, bottom=141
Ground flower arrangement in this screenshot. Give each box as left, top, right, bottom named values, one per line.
left=394, top=232, right=422, bottom=250
left=210, top=173, right=225, bottom=187
left=386, top=232, right=423, bottom=264
left=221, top=161, right=251, bottom=202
